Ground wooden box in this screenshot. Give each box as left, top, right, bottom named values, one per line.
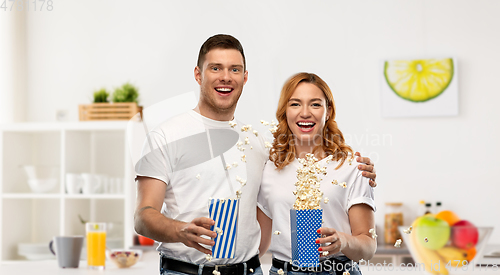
left=79, top=103, right=143, bottom=121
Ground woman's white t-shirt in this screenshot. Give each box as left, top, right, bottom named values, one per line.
left=257, top=156, right=376, bottom=262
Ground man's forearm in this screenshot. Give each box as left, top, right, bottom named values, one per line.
left=134, top=206, right=184, bottom=243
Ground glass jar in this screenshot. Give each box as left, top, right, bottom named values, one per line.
left=384, top=202, right=403, bottom=244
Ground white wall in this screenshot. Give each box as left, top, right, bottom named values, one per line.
left=6, top=0, right=500, bottom=244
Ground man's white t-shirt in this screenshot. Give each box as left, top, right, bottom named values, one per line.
left=257, top=157, right=376, bottom=262
left=135, top=110, right=268, bottom=265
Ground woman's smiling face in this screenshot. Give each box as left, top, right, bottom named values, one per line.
left=286, top=82, right=330, bottom=146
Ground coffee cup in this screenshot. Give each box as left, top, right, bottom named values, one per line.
left=49, top=236, right=84, bottom=268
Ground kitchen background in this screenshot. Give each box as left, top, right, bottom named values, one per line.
left=1, top=0, right=499, bottom=261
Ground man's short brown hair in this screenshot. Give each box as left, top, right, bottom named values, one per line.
left=197, top=34, right=246, bottom=70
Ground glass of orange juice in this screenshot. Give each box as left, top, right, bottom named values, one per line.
left=86, top=222, right=106, bottom=270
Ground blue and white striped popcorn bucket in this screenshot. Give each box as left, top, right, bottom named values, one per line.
left=208, top=198, right=240, bottom=258
left=290, top=209, right=323, bottom=267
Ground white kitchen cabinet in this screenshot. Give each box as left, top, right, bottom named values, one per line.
left=0, top=122, right=138, bottom=261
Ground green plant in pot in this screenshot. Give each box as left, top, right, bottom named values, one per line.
left=93, top=88, right=110, bottom=103
left=112, top=83, right=140, bottom=104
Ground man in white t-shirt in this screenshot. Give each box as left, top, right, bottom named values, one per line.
left=134, top=34, right=377, bottom=275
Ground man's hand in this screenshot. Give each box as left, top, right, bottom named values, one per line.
left=177, top=217, right=217, bottom=255
left=355, top=152, right=377, bottom=187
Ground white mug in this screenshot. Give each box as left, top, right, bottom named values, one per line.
left=81, top=173, right=102, bottom=194
left=65, top=173, right=82, bottom=194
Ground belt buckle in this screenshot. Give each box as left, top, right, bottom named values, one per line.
left=214, top=264, right=237, bottom=275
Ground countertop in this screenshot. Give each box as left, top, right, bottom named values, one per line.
left=1, top=250, right=498, bottom=275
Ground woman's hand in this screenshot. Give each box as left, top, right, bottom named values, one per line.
left=316, top=227, right=348, bottom=255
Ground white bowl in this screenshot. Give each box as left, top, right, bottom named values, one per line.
left=107, top=249, right=143, bottom=268
left=27, top=179, right=58, bottom=193
left=22, top=165, right=59, bottom=193
left=18, top=243, right=55, bottom=260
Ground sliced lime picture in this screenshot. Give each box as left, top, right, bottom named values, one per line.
left=384, top=58, right=454, bottom=102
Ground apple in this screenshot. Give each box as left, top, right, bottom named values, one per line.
left=416, top=215, right=450, bottom=250
left=451, top=220, right=478, bottom=250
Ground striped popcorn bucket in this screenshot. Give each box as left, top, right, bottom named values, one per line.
left=290, top=209, right=323, bottom=267
left=208, top=198, right=240, bottom=258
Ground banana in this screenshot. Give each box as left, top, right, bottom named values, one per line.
left=410, top=219, right=448, bottom=275
left=436, top=246, right=468, bottom=268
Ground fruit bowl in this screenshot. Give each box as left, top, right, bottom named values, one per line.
left=399, top=225, right=493, bottom=275
left=107, top=249, right=142, bottom=268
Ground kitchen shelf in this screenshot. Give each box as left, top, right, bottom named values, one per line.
left=0, top=121, right=138, bottom=262
left=2, top=193, right=62, bottom=199
left=64, top=194, right=126, bottom=199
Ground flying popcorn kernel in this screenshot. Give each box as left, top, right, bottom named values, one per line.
left=322, top=251, right=329, bottom=256
left=264, top=141, right=272, bottom=148
left=341, top=182, right=347, bottom=188
left=236, top=190, right=242, bottom=199
left=369, top=228, right=377, bottom=239
left=250, top=146, right=253, bottom=150
left=403, top=226, right=413, bottom=234
left=249, top=268, right=254, bottom=273
left=232, top=162, right=238, bottom=167
left=394, top=239, right=402, bottom=248
left=260, top=120, right=269, bottom=126
left=237, top=146, right=245, bottom=152
left=343, top=272, right=350, bottom=275
left=213, top=270, right=220, bottom=275
left=215, top=227, right=223, bottom=235
left=205, top=254, right=212, bottom=261
left=226, top=165, right=232, bottom=170
left=241, top=155, right=246, bottom=162
left=229, top=121, right=237, bottom=128
left=273, top=231, right=281, bottom=235
left=241, top=125, right=251, bottom=132
left=323, top=197, right=329, bottom=204
left=196, top=174, right=201, bottom=180
left=237, top=141, right=243, bottom=146
left=253, top=130, right=258, bottom=137
left=245, top=137, right=250, bottom=145
left=269, top=126, right=278, bottom=134
left=332, top=179, right=338, bottom=185
left=277, top=269, right=284, bottom=275
left=270, top=120, right=277, bottom=126
left=424, top=237, right=428, bottom=243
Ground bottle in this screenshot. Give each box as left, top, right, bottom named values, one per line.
left=418, top=200, right=426, bottom=217
left=435, top=201, right=442, bottom=214
left=424, top=203, right=432, bottom=215
left=384, top=202, right=403, bottom=244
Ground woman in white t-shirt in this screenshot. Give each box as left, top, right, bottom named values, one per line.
left=257, top=72, right=376, bottom=275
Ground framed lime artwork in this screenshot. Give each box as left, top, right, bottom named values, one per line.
left=381, top=57, right=458, bottom=117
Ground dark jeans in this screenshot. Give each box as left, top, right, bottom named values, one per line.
left=270, top=256, right=362, bottom=275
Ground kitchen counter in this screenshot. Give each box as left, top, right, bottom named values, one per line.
left=1, top=250, right=498, bottom=275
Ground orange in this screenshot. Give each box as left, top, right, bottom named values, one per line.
left=435, top=210, right=460, bottom=226
left=465, top=247, right=477, bottom=262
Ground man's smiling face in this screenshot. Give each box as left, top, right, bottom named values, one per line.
left=195, top=48, right=248, bottom=119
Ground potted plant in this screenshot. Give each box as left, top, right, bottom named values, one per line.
left=79, top=83, right=142, bottom=121
left=93, top=88, right=110, bottom=103
left=112, top=83, right=139, bottom=104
